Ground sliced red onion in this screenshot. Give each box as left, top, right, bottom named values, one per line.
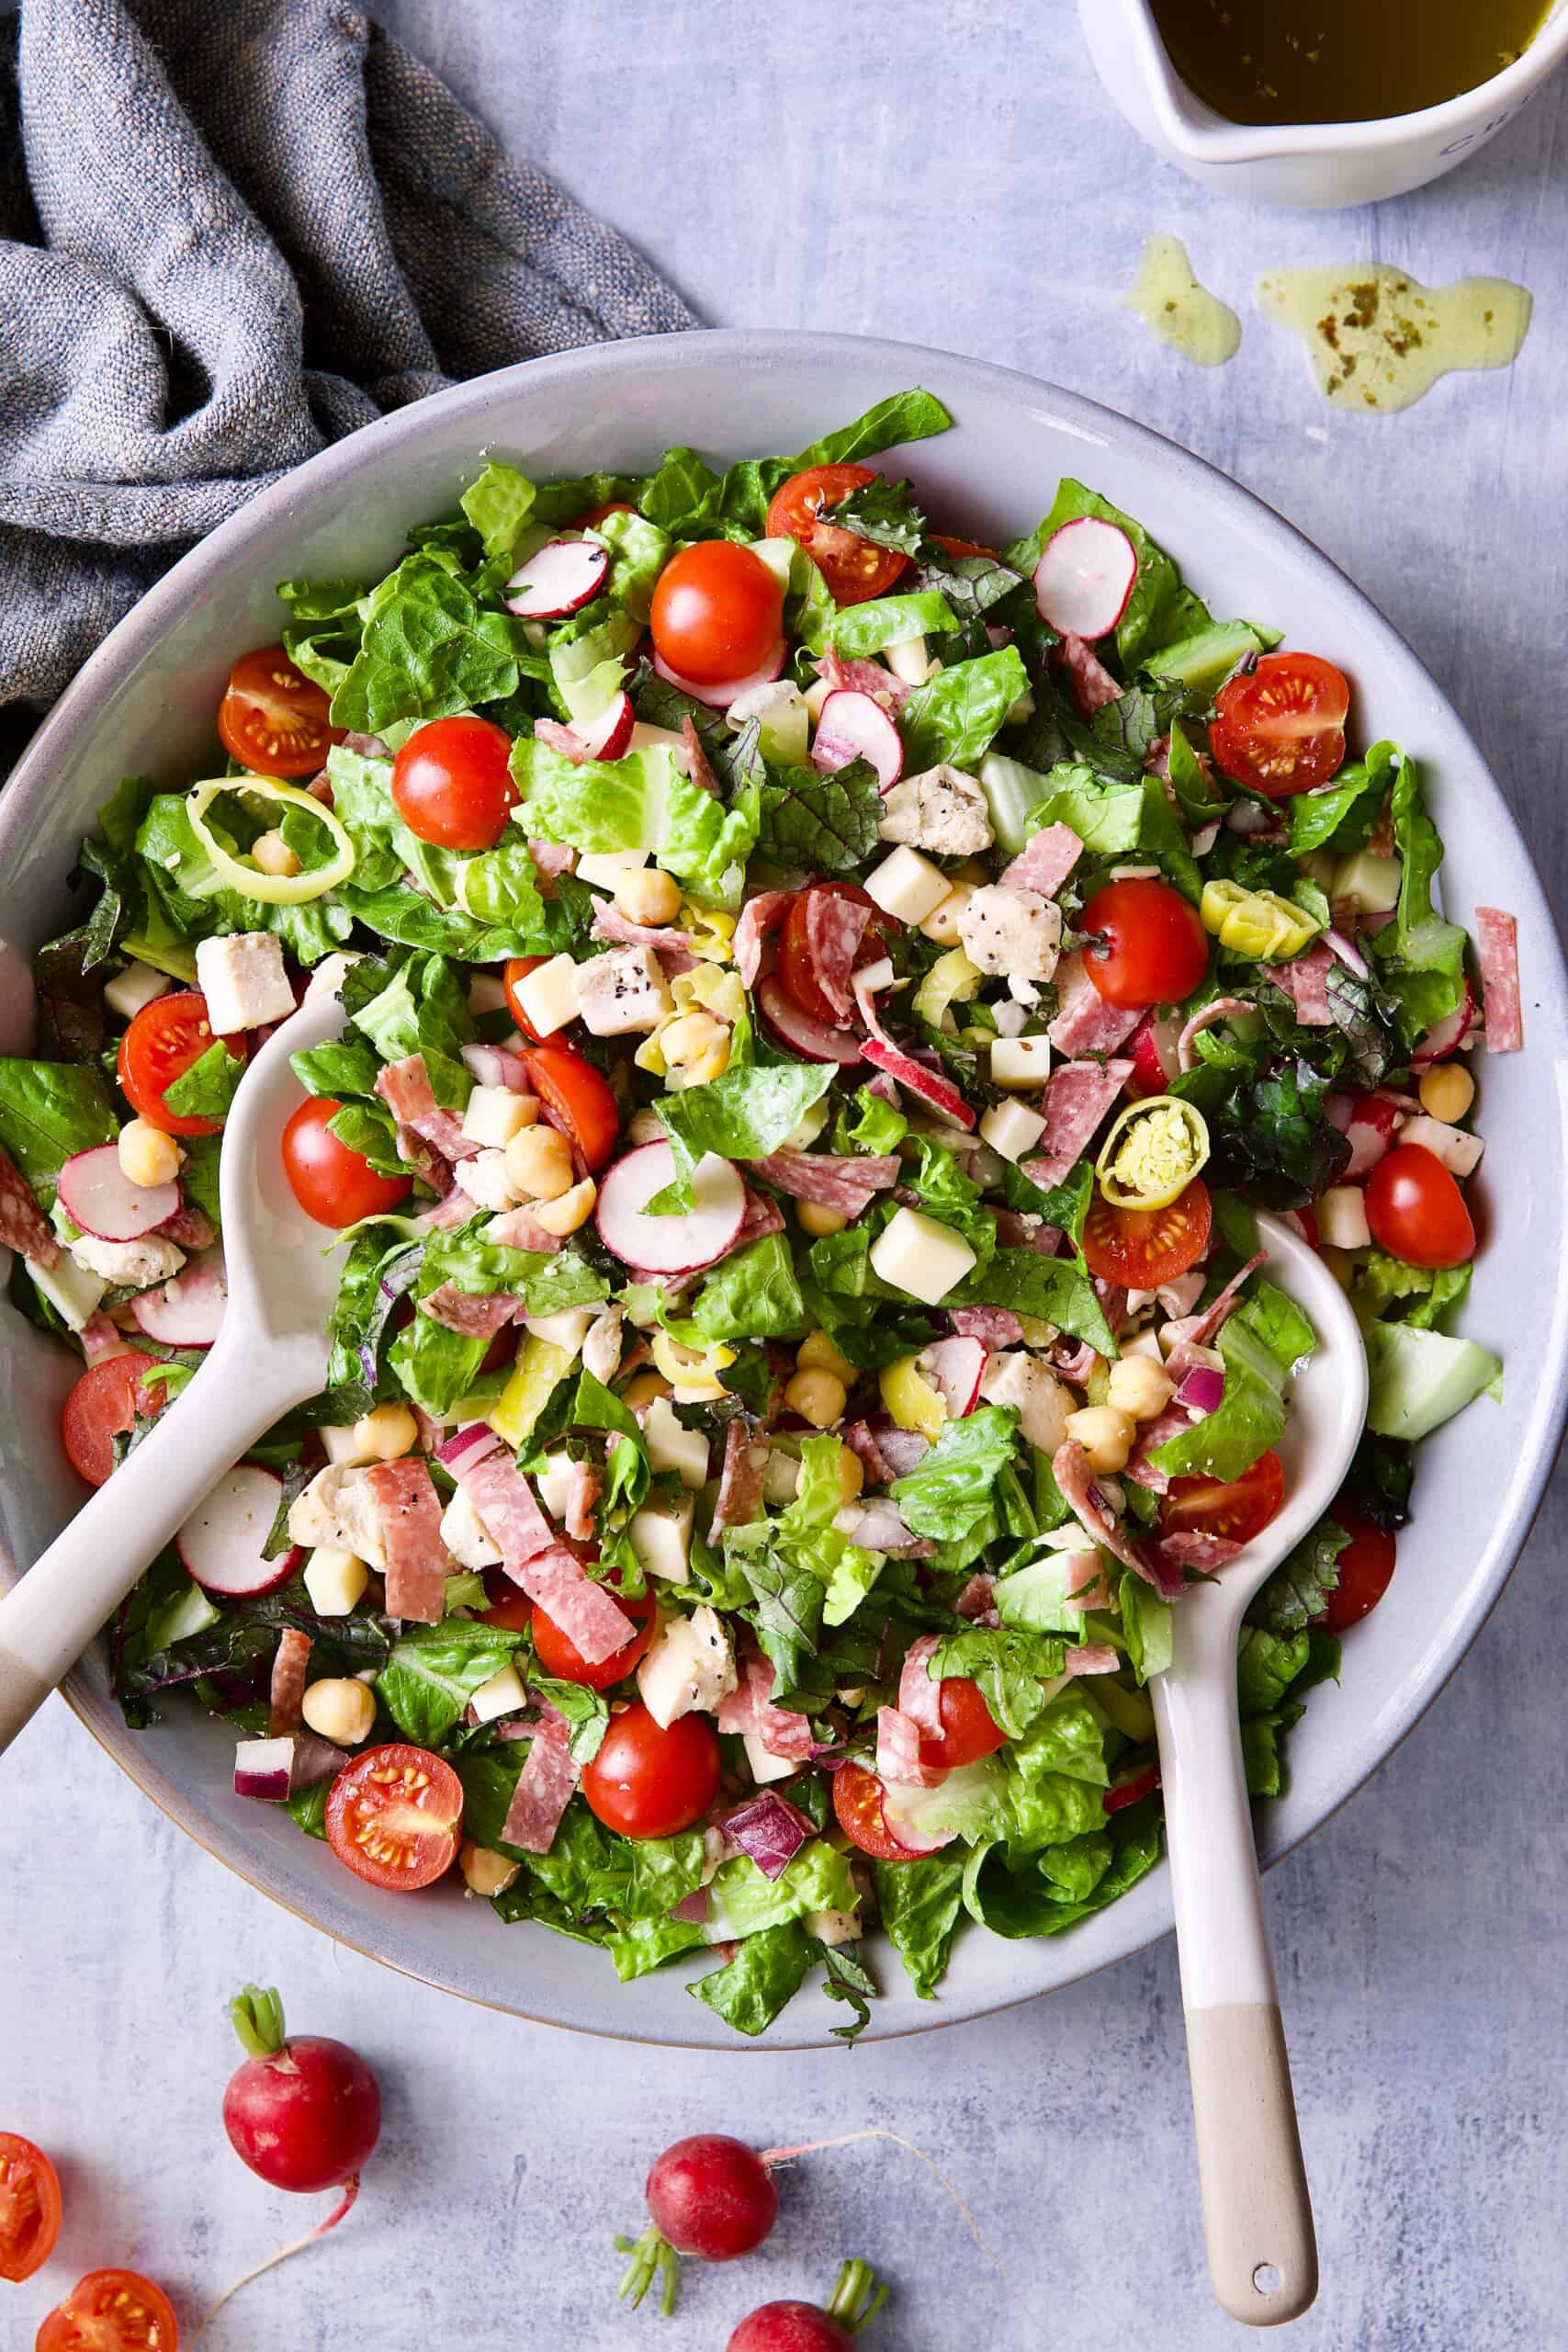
left=669, top=1884, right=711, bottom=1925
left=358, top=1242, right=423, bottom=1390
left=461, top=1041, right=532, bottom=1091
left=436, top=1420, right=503, bottom=1473
left=1325, top=927, right=1370, bottom=979
left=1174, top=1363, right=1225, bottom=1416
left=1224, top=797, right=1280, bottom=837
left=719, top=1792, right=813, bottom=1882
left=233, top=1733, right=343, bottom=1803
left=1190, top=820, right=1220, bottom=856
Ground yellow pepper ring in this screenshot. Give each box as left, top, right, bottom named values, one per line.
left=1096, top=1094, right=1212, bottom=1212
left=186, top=776, right=356, bottom=906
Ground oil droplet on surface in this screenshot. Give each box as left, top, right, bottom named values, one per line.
left=1256, top=263, right=1531, bottom=414
left=1122, top=234, right=1242, bottom=368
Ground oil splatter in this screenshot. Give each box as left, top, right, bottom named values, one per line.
left=1122, top=234, right=1242, bottom=368
left=1256, top=262, right=1531, bottom=413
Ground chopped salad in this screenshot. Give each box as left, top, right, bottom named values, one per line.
left=6, top=391, right=1514, bottom=2039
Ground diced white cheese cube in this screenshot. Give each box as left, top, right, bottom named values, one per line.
left=864, top=844, right=951, bottom=926
left=644, top=1395, right=710, bottom=1489
left=628, top=1493, right=695, bottom=1583
left=803, top=676, right=834, bottom=721
left=883, top=635, right=937, bottom=687
left=978, top=1351, right=1073, bottom=1455
left=636, top=1603, right=737, bottom=1728
left=452, top=1149, right=519, bottom=1212
left=743, top=1733, right=798, bottom=1785
left=1317, top=1185, right=1372, bottom=1250
left=979, top=1099, right=1049, bottom=1163
left=303, top=950, right=363, bottom=1004
left=990, top=1035, right=1054, bottom=1089
left=103, top=962, right=173, bottom=1021
left=574, top=945, right=674, bottom=1038
left=194, top=932, right=294, bottom=1035
left=513, top=953, right=580, bottom=1038
left=302, top=1546, right=370, bottom=1616
left=522, top=1307, right=597, bottom=1362
left=469, top=1663, right=527, bottom=1724
left=576, top=849, right=649, bottom=892
left=319, top=1423, right=368, bottom=1466
left=919, top=881, right=976, bottom=947
left=461, top=1083, right=534, bottom=1148
left=1397, top=1114, right=1484, bottom=1180
left=438, top=1487, right=502, bottom=1570
left=28, top=1253, right=107, bottom=1332
left=534, top=1452, right=577, bottom=1521
left=869, top=1206, right=977, bottom=1307
left=69, top=1232, right=186, bottom=1288
left=467, top=972, right=511, bottom=1016
left=1331, top=849, right=1402, bottom=917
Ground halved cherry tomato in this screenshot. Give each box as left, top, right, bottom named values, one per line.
left=918, top=1677, right=1007, bottom=1770
left=391, top=715, right=518, bottom=851
left=765, top=464, right=908, bottom=606
left=502, top=955, right=550, bottom=1044
left=522, top=1044, right=620, bottom=1172
left=931, top=534, right=1000, bottom=560
left=1103, top=1761, right=1162, bottom=1815
left=581, top=1702, right=720, bottom=1839
left=1314, top=1502, right=1397, bottom=1632
left=1364, top=1142, right=1475, bottom=1270
left=1083, top=1176, right=1213, bottom=1289
left=1161, top=1449, right=1285, bottom=1549
left=1082, top=876, right=1209, bottom=1010
left=118, top=991, right=244, bottom=1138
left=776, top=881, right=890, bottom=1029
left=281, top=1097, right=412, bottom=1228
left=325, top=1743, right=463, bottom=1892
left=532, top=1586, right=655, bottom=1690
left=61, top=1356, right=162, bottom=1490
left=35, top=2269, right=179, bottom=2352
left=217, top=644, right=341, bottom=779
left=649, top=540, right=784, bottom=685
left=831, top=1760, right=931, bottom=1862
left=578, top=500, right=637, bottom=528
left=1212, top=652, right=1350, bottom=799
left=479, top=1569, right=533, bottom=1633
left=0, top=2132, right=61, bottom=2283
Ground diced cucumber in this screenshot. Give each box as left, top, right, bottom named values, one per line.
left=1363, top=1320, right=1501, bottom=1442
left=978, top=752, right=1050, bottom=857
left=1145, top=619, right=1278, bottom=695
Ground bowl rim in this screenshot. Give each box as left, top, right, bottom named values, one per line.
left=6, top=325, right=1566, bottom=2045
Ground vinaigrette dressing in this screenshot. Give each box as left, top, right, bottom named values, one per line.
left=1149, top=0, right=1551, bottom=126
left=1256, top=264, right=1532, bottom=413
left=1122, top=234, right=1242, bottom=368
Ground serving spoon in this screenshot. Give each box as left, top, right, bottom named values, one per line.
left=0, top=996, right=353, bottom=1755
left=1142, top=1209, right=1368, bottom=2326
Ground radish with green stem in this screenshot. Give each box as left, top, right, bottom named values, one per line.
left=728, top=2258, right=888, bottom=2351
left=617, top=2135, right=780, bottom=2313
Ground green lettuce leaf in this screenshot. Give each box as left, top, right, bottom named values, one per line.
left=162, top=1039, right=244, bottom=1124
left=889, top=1406, right=1020, bottom=1543
left=898, top=645, right=1029, bottom=773
left=689, top=1922, right=816, bottom=2038
left=656, top=1061, right=833, bottom=1194
left=874, top=1856, right=965, bottom=1997
left=754, top=761, right=884, bottom=875
left=685, top=1231, right=808, bottom=1344
left=459, top=461, right=536, bottom=561
left=1369, top=749, right=1468, bottom=1045
left=329, top=553, right=530, bottom=732
left=512, top=738, right=757, bottom=907
left=375, top=1618, right=521, bottom=1746
left=0, top=1060, right=119, bottom=1200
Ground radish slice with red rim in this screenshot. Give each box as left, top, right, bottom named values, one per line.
left=810, top=689, right=904, bottom=792
left=577, top=690, right=635, bottom=761
left=1032, top=517, right=1138, bottom=640
left=179, top=1464, right=299, bottom=1597
left=58, top=1144, right=181, bottom=1241
left=1410, top=977, right=1476, bottom=1066
left=652, top=639, right=786, bottom=710
left=918, top=1336, right=986, bottom=1419
left=502, top=537, right=609, bottom=619
left=130, top=1246, right=227, bottom=1349
left=595, top=1140, right=747, bottom=1275
left=756, top=975, right=864, bottom=1067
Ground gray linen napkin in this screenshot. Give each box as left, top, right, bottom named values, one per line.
left=0, top=0, right=695, bottom=718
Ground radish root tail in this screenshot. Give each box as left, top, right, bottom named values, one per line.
left=758, top=2130, right=1003, bottom=2278
left=190, top=2176, right=359, bottom=2344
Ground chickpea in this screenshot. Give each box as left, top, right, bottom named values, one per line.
left=503, top=1121, right=576, bottom=1202
left=300, top=1677, right=378, bottom=1747
left=347, top=1402, right=418, bottom=1461
left=117, top=1116, right=181, bottom=1190
left=459, top=1840, right=520, bottom=1898
left=835, top=1446, right=864, bottom=1505
left=615, top=866, right=683, bottom=928
left=1065, top=1404, right=1136, bottom=1476
left=1418, top=1061, right=1475, bottom=1124
left=796, top=1329, right=856, bottom=1385
left=796, top=1200, right=848, bottom=1238
left=1106, top=1353, right=1175, bottom=1423
left=529, top=1177, right=596, bottom=1238
left=251, top=828, right=301, bottom=879
left=784, top=1368, right=848, bottom=1429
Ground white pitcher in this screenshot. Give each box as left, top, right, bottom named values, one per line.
left=1079, top=0, right=1568, bottom=208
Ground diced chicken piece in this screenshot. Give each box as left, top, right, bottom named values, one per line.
left=574, top=945, right=675, bottom=1038
left=288, top=1463, right=387, bottom=1569
left=581, top=1304, right=624, bottom=1385
left=194, top=932, right=294, bottom=1035
left=957, top=885, right=1062, bottom=980
left=439, top=1487, right=503, bottom=1570
left=636, top=1604, right=738, bottom=1728
left=451, top=1149, right=519, bottom=1211
left=69, top=1232, right=186, bottom=1288
left=304, top=950, right=363, bottom=1004
left=877, top=763, right=994, bottom=856
left=978, top=1351, right=1075, bottom=1457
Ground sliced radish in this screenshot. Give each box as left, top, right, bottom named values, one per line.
left=502, top=537, right=609, bottom=619
left=757, top=975, right=863, bottom=1067
left=810, top=689, right=905, bottom=792
left=58, top=1144, right=181, bottom=1242
left=595, top=1141, right=748, bottom=1275
left=578, top=690, right=636, bottom=761
left=178, top=1464, right=299, bottom=1598
left=1411, top=977, right=1476, bottom=1067
left=130, top=1245, right=227, bottom=1349
left=233, top=1733, right=343, bottom=1803
left=852, top=967, right=976, bottom=1129
left=460, top=1041, right=532, bottom=1091
left=1127, top=1008, right=1186, bottom=1095
left=1032, top=517, right=1138, bottom=641
left=652, top=639, right=787, bottom=711
left=918, top=1336, right=986, bottom=1419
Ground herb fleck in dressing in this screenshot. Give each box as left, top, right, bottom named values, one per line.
left=1257, top=264, right=1532, bottom=414
left=1122, top=235, right=1242, bottom=369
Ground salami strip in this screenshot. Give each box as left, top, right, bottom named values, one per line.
left=376, top=1053, right=481, bottom=1163
left=1123, top=1402, right=1191, bottom=1495
left=157, top=1201, right=218, bottom=1251
left=418, top=1283, right=522, bottom=1339
left=710, top=1419, right=770, bottom=1537
left=746, top=1148, right=899, bottom=1216
left=529, top=839, right=577, bottom=888
left=733, top=1189, right=786, bottom=1251
left=682, top=716, right=723, bottom=798
left=1156, top=1531, right=1243, bottom=1572
left=1021, top=1057, right=1134, bottom=1190
left=1164, top=1251, right=1266, bottom=1378
left=1063, top=1644, right=1121, bottom=1676
left=1269, top=941, right=1335, bottom=1026
left=853, top=971, right=976, bottom=1129
left=875, top=1704, right=942, bottom=1788
left=511, top=1540, right=637, bottom=1666
left=1047, top=955, right=1144, bottom=1058
left=999, top=822, right=1082, bottom=899
left=502, top=1716, right=581, bottom=1854
left=267, top=1626, right=311, bottom=1736
left=734, top=890, right=795, bottom=988
left=948, top=1306, right=1023, bottom=1348
left=717, top=1645, right=816, bottom=1760
left=1063, top=1550, right=1114, bottom=1610
left=79, top=1311, right=133, bottom=1364
left=843, top=1419, right=895, bottom=1487
left=990, top=1208, right=1064, bottom=1255
left=817, top=650, right=910, bottom=708
left=1474, top=907, right=1522, bottom=1052
left=805, top=888, right=874, bottom=1023
left=0, top=1144, right=57, bottom=1268
left=365, top=1457, right=450, bottom=1624
left=487, top=1204, right=564, bottom=1253
left=897, top=1633, right=946, bottom=1738
left=456, top=1448, right=558, bottom=1570
left=1054, top=1438, right=1186, bottom=1600
left=591, top=902, right=695, bottom=954
left=1057, top=633, right=1123, bottom=717
left=953, top=1572, right=999, bottom=1625
left=534, top=717, right=590, bottom=763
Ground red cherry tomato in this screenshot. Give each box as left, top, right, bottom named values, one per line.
left=1083, top=1176, right=1213, bottom=1290
left=390, top=715, right=518, bottom=851
left=764, top=464, right=908, bottom=606
left=830, top=1760, right=933, bottom=1862
left=479, top=1569, right=534, bottom=1633
left=776, top=882, right=890, bottom=1029
left=35, top=2269, right=179, bottom=2352
left=931, top=533, right=1001, bottom=560
left=281, top=1097, right=412, bottom=1228
left=1160, top=1449, right=1285, bottom=1549
left=522, top=1044, right=620, bottom=1172
left=581, top=1702, right=720, bottom=1839
left=1314, top=1503, right=1397, bottom=1632
left=217, top=644, right=342, bottom=778
left=532, top=1587, right=656, bottom=1690
left=1103, top=1762, right=1162, bottom=1815
left=61, top=1355, right=163, bottom=1490
left=118, top=990, right=243, bottom=1137
left=502, top=956, right=550, bottom=1044
left=0, top=2132, right=62, bottom=2282
left=1364, top=1143, right=1475, bottom=1270
left=649, top=539, right=784, bottom=685
left=1082, top=876, right=1209, bottom=1011
left=918, top=1677, right=1007, bottom=1770
left=577, top=500, right=637, bottom=528
left=1212, top=652, right=1350, bottom=800
left=324, top=1743, right=463, bottom=1892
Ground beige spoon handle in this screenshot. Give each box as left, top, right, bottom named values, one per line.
left=1186, top=2002, right=1318, bottom=2324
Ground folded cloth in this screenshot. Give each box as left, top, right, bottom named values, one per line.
left=0, top=0, right=695, bottom=713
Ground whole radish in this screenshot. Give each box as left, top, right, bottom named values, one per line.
left=728, top=2258, right=888, bottom=2351
left=617, top=2134, right=779, bottom=2314
left=222, top=1984, right=381, bottom=2195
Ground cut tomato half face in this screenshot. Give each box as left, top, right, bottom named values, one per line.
left=0, top=2132, right=61, bottom=2283
left=1161, top=1449, right=1285, bottom=1550
left=764, top=464, right=908, bottom=605
left=1082, top=1176, right=1213, bottom=1289
left=218, top=643, right=341, bottom=779
left=325, top=1743, right=463, bottom=1892
left=35, top=2269, right=179, bottom=2352
left=1211, top=652, right=1349, bottom=799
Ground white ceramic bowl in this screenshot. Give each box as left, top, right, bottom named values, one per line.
left=2, top=332, right=1564, bottom=2047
